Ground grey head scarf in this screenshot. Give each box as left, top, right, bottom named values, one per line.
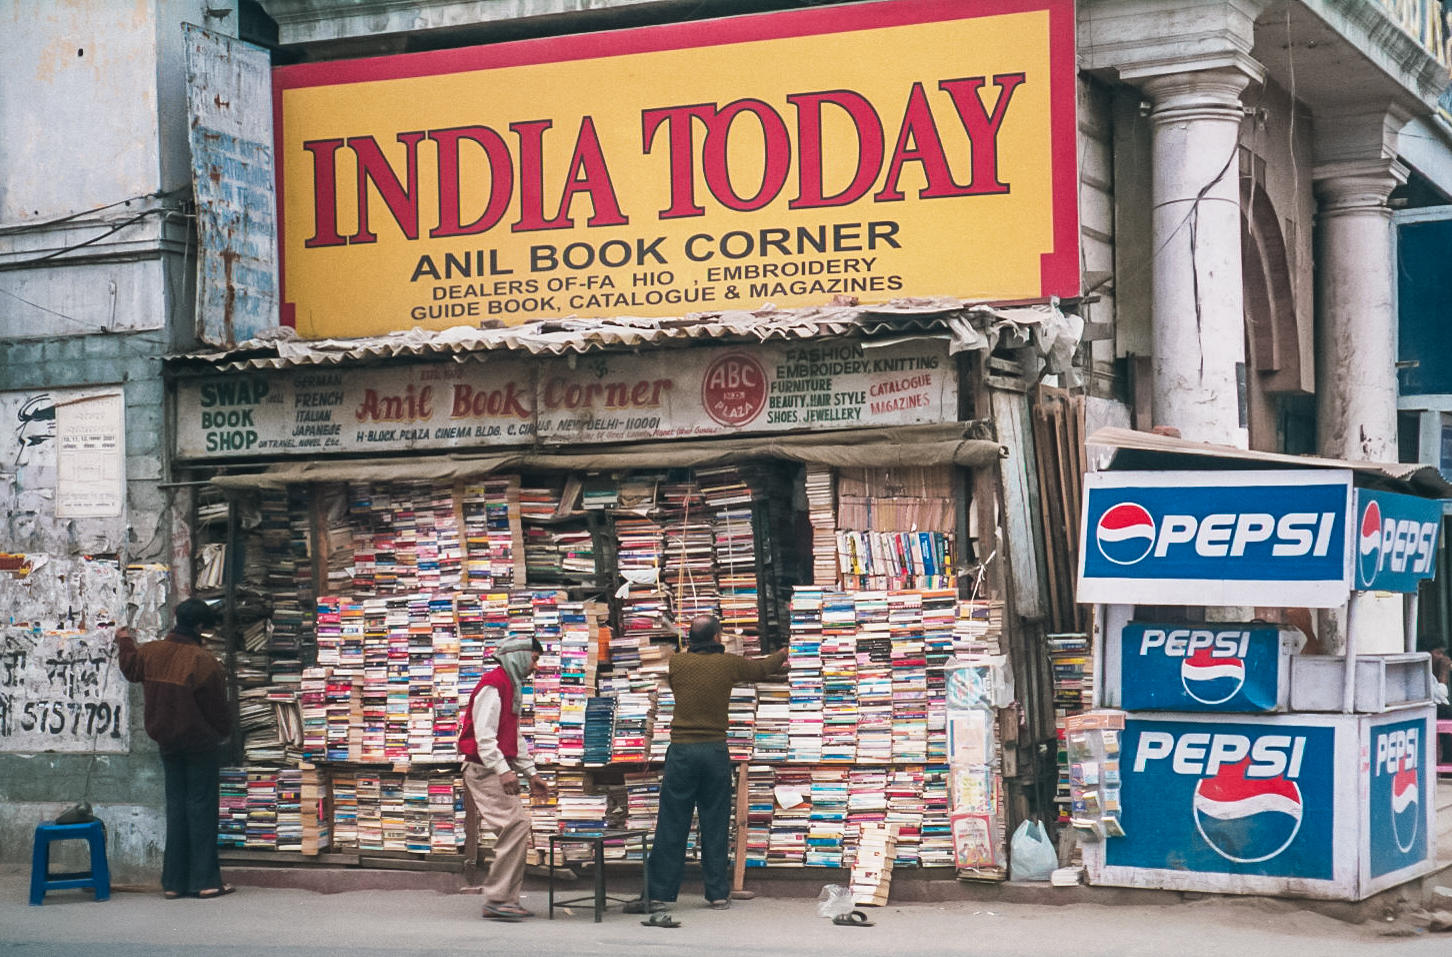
left=491, top=636, right=536, bottom=713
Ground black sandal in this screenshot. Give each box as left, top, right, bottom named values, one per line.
left=642, top=913, right=681, bottom=928
left=833, top=910, right=874, bottom=927
left=197, top=884, right=235, bottom=899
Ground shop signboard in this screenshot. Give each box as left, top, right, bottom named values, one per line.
left=1106, top=716, right=1338, bottom=881
left=1351, top=489, right=1441, bottom=593
left=272, top=0, right=1079, bottom=338
left=174, top=338, right=956, bottom=459
left=1086, top=711, right=1434, bottom=900
left=1077, top=470, right=1354, bottom=608
left=1112, top=623, right=1300, bottom=713
left=1366, top=714, right=1430, bottom=881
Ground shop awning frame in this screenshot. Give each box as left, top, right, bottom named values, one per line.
left=208, top=423, right=1007, bottom=489
left=1087, top=427, right=1452, bottom=499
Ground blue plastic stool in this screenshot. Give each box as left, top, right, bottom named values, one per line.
left=29, top=820, right=110, bottom=905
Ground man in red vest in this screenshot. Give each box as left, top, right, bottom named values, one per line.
left=459, top=635, right=548, bottom=921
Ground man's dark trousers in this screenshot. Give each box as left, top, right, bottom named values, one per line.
left=161, top=747, right=222, bottom=896
left=646, top=740, right=732, bottom=902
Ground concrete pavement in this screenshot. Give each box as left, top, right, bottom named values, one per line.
left=5, top=867, right=1452, bottom=957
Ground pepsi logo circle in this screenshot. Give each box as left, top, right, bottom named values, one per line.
left=1096, top=503, right=1156, bottom=566
left=1358, top=500, right=1382, bottom=588
left=1391, top=762, right=1419, bottom=854
left=1180, top=649, right=1246, bottom=706
left=1192, top=763, right=1303, bottom=864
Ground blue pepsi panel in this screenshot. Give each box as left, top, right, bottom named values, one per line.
left=1082, top=480, right=1349, bottom=584
left=1368, top=716, right=1429, bottom=878
left=1106, top=718, right=1335, bottom=879
left=1120, top=623, right=1284, bottom=713
left=1352, top=490, right=1442, bottom=593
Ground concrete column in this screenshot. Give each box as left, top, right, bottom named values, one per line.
left=1312, top=157, right=1407, bottom=655
left=1312, top=159, right=1406, bottom=462
left=1140, top=67, right=1254, bottom=448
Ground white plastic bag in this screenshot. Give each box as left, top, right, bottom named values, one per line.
left=816, top=884, right=854, bottom=918
left=1009, top=819, right=1057, bottom=882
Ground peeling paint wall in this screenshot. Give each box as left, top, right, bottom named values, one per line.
left=0, top=0, right=233, bottom=881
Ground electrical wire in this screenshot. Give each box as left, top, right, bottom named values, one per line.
left=0, top=187, right=184, bottom=237
left=0, top=208, right=164, bottom=271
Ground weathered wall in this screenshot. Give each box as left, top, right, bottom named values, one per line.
left=0, top=339, right=174, bottom=880
left=0, top=0, right=234, bottom=880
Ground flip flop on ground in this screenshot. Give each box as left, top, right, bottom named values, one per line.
left=196, top=885, right=235, bottom=899
left=482, top=904, right=523, bottom=922
left=641, top=913, right=681, bottom=928
left=833, top=910, right=874, bottom=927
left=493, top=903, right=534, bottom=918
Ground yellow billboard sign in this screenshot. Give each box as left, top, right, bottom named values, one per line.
left=274, top=0, right=1077, bottom=339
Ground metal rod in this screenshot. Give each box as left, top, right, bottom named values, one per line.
left=1405, top=593, right=1421, bottom=654
left=1341, top=598, right=1358, bottom=715
left=223, top=497, right=244, bottom=765
left=1091, top=603, right=1107, bottom=709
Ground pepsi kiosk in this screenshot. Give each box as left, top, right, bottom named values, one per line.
left=1076, top=438, right=1446, bottom=902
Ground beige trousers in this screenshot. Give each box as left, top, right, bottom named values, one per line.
left=463, top=763, right=530, bottom=906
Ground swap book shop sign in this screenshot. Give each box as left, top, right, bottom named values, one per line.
left=272, top=0, right=1078, bottom=339
left=174, top=339, right=957, bottom=459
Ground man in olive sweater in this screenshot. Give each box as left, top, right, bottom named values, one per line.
left=642, top=615, right=787, bottom=909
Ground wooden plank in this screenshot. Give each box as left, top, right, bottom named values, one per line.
left=730, top=760, right=754, bottom=898
left=990, top=388, right=1045, bottom=620
left=1030, top=398, right=1063, bottom=628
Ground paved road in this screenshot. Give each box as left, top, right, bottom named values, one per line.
left=4, top=870, right=1450, bottom=957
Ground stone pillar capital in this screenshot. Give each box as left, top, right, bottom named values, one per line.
left=1128, top=61, right=1262, bottom=128
left=1312, top=158, right=1408, bottom=216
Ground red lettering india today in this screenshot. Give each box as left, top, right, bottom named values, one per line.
left=302, top=77, right=1024, bottom=246
left=353, top=377, right=672, bottom=422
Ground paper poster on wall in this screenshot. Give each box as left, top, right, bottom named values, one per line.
left=0, top=555, right=155, bottom=753
left=55, top=393, right=125, bottom=518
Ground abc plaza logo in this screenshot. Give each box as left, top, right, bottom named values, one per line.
left=701, top=353, right=768, bottom=427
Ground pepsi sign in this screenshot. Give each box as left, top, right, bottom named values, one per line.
left=1118, top=623, right=1298, bottom=713
left=1368, top=717, right=1429, bottom=878
left=1079, top=470, right=1354, bottom=607
left=1353, top=490, right=1441, bottom=593
left=1106, top=718, right=1335, bottom=879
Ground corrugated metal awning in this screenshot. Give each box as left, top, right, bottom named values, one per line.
left=1088, top=427, right=1452, bottom=499
left=174, top=298, right=1082, bottom=375
left=209, top=423, right=1006, bottom=489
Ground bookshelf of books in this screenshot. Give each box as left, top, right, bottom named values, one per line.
left=210, top=461, right=1011, bottom=878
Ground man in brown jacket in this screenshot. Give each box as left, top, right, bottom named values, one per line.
left=116, top=597, right=232, bottom=899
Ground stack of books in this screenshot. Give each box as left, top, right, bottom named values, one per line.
left=767, top=767, right=812, bottom=864
left=702, top=467, right=759, bottom=653
left=660, top=482, right=719, bottom=623
left=854, top=595, right=895, bottom=764
left=806, top=767, right=849, bottom=866
left=745, top=765, right=775, bottom=867
left=804, top=466, right=838, bottom=586
left=218, top=767, right=249, bottom=847
left=820, top=603, right=858, bottom=764
left=752, top=683, right=791, bottom=761
left=889, top=592, right=928, bottom=764
left=582, top=696, right=616, bottom=766
left=1048, top=632, right=1092, bottom=822
left=786, top=590, right=825, bottom=763
left=727, top=685, right=757, bottom=761
left=886, top=767, right=925, bottom=866
left=849, top=822, right=898, bottom=905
